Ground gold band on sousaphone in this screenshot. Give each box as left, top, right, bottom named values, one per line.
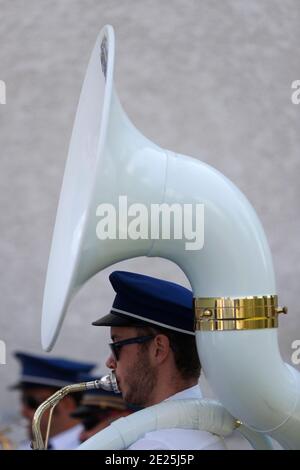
left=194, top=295, right=288, bottom=331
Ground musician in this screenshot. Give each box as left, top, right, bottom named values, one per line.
left=12, top=352, right=95, bottom=449
left=92, top=271, right=252, bottom=450
left=70, top=382, right=136, bottom=443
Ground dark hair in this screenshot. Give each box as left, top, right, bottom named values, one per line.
left=135, top=325, right=201, bottom=380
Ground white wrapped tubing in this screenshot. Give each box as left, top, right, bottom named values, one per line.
left=78, top=398, right=274, bottom=450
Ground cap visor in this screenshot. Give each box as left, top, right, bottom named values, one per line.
left=9, top=382, right=22, bottom=391
left=92, top=311, right=148, bottom=327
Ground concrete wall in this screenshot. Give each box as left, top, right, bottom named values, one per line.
left=0, top=0, right=299, bottom=437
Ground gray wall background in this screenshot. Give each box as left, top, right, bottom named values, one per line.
left=0, top=0, right=299, bottom=434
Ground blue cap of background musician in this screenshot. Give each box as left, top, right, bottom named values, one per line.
left=10, top=352, right=96, bottom=389
left=92, top=271, right=194, bottom=335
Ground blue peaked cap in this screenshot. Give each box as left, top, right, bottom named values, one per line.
left=12, top=352, right=96, bottom=389
left=92, top=271, right=194, bottom=335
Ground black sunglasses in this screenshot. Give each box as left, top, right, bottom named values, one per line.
left=109, top=335, right=155, bottom=361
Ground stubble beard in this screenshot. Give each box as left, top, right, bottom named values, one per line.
left=122, top=348, right=158, bottom=407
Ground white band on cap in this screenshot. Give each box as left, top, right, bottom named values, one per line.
left=110, top=308, right=195, bottom=336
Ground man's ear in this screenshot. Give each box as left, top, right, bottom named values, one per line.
left=152, top=334, right=170, bottom=363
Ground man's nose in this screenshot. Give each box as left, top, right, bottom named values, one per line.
left=105, top=353, right=116, bottom=369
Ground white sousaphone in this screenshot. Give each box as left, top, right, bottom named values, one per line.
left=41, top=25, right=300, bottom=449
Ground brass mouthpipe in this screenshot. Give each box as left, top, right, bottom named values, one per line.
left=31, top=372, right=119, bottom=450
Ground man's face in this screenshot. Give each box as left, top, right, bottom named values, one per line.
left=21, top=387, right=78, bottom=440
left=105, top=327, right=157, bottom=407
left=21, top=387, right=57, bottom=439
